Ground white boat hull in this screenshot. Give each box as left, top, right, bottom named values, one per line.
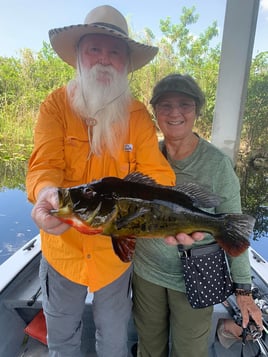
left=0, top=235, right=267, bottom=357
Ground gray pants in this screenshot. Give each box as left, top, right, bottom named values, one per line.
left=39, top=256, right=133, bottom=357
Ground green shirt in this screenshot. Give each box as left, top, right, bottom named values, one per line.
left=133, top=137, right=251, bottom=292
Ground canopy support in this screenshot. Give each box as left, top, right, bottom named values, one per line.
left=211, top=0, right=260, bottom=164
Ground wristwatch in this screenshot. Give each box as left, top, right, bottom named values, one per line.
left=233, top=283, right=252, bottom=296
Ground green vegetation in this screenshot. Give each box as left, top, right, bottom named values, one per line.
left=0, top=44, right=74, bottom=145
left=0, top=6, right=267, bottom=199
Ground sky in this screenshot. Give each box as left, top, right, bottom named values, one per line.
left=0, top=0, right=267, bottom=58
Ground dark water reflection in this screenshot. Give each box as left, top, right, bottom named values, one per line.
left=236, top=157, right=268, bottom=240
left=0, top=187, right=38, bottom=264
left=0, top=155, right=267, bottom=265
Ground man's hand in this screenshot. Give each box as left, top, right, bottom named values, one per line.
left=31, top=187, right=70, bottom=235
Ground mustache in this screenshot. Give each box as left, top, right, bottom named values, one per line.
left=66, top=63, right=131, bottom=157
left=79, top=64, right=117, bottom=84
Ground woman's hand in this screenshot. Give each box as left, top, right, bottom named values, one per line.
left=31, top=187, right=70, bottom=235
left=164, top=232, right=206, bottom=246
left=236, top=295, right=263, bottom=330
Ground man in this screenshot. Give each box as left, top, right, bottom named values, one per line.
left=26, top=5, right=175, bottom=357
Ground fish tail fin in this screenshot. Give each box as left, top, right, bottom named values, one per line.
left=215, top=214, right=255, bottom=256
left=111, top=236, right=137, bottom=262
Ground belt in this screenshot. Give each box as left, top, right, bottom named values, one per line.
left=178, top=242, right=221, bottom=257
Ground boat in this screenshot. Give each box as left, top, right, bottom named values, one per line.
left=0, top=234, right=267, bottom=357
left=1, top=0, right=267, bottom=355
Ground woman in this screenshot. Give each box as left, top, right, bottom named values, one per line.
left=132, top=74, right=262, bottom=357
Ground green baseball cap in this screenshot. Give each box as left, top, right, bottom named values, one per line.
left=150, top=74, right=205, bottom=115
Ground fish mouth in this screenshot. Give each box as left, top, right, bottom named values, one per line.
left=76, top=202, right=102, bottom=226
left=51, top=188, right=103, bottom=227
left=50, top=188, right=73, bottom=216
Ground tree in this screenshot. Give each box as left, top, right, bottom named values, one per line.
left=0, top=6, right=266, bottom=154
left=242, top=52, right=268, bottom=153
left=130, top=6, right=220, bottom=139
left=0, top=44, right=74, bottom=143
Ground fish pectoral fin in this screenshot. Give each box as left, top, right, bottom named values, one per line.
left=111, top=236, right=137, bottom=262
left=116, top=207, right=150, bottom=229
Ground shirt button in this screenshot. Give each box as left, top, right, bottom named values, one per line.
left=86, top=254, right=91, bottom=259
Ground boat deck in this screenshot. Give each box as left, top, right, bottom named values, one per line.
left=1, top=243, right=267, bottom=357
left=15, top=289, right=262, bottom=357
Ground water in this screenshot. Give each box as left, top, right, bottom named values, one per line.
left=0, top=187, right=267, bottom=265
left=0, top=188, right=39, bottom=264
left=251, top=232, right=268, bottom=259
left=0, top=145, right=267, bottom=264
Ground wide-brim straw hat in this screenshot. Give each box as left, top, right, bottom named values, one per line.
left=49, top=5, right=158, bottom=71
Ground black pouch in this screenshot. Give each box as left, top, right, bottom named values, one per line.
left=179, top=243, right=233, bottom=309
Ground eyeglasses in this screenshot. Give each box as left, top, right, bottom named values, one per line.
left=156, top=102, right=196, bottom=115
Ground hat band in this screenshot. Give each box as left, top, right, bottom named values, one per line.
left=92, top=22, right=128, bottom=36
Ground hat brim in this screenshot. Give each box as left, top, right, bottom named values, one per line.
left=150, top=89, right=199, bottom=105
left=49, top=23, right=158, bottom=71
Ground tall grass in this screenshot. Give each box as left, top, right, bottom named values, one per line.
left=0, top=100, right=35, bottom=189
left=0, top=96, right=36, bottom=144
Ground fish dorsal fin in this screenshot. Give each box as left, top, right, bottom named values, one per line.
left=174, top=183, right=221, bottom=208
left=124, top=172, right=160, bottom=186
left=124, top=172, right=220, bottom=208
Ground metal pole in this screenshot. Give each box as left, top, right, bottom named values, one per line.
left=211, top=0, right=260, bottom=164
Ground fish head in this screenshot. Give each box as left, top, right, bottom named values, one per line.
left=50, top=184, right=105, bottom=234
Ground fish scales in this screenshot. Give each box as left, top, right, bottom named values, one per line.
left=50, top=172, right=255, bottom=262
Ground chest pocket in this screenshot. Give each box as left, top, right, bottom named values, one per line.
left=64, top=136, right=88, bottom=184
left=116, top=144, right=137, bottom=177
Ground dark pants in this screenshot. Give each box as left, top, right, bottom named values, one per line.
left=132, top=272, right=213, bottom=357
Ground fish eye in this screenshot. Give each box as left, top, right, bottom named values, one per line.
left=83, top=187, right=95, bottom=198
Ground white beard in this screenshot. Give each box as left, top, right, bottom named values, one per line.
left=67, top=64, right=132, bottom=157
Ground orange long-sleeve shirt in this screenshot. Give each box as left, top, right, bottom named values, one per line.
left=26, top=86, right=175, bottom=292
